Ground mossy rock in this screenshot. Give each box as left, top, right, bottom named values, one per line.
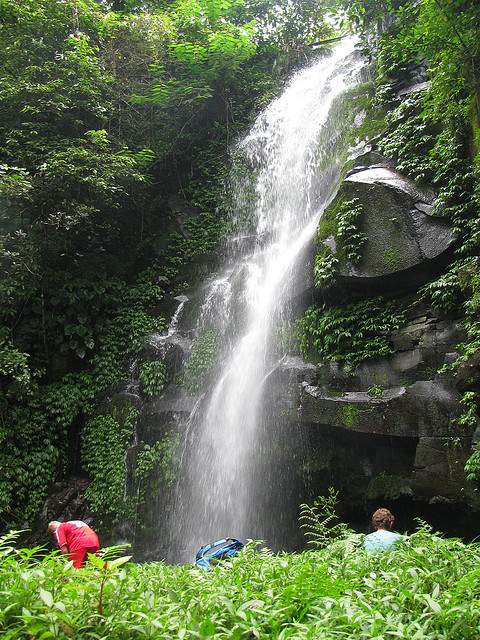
left=338, top=403, right=361, bottom=428
left=299, top=380, right=460, bottom=438
left=316, top=166, right=455, bottom=287
left=366, top=474, right=413, bottom=500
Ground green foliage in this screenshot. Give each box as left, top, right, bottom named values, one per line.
left=453, top=391, right=479, bottom=432
left=336, top=198, right=367, bottom=263
left=378, top=93, right=436, bottom=182
left=0, top=339, right=32, bottom=389
left=313, top=248, right=339, bottom=288
left=465, top=446, right=480, bottom=483
left=134, top=433, right=180, bottom=499
left=420, top=258, right=477, bottom=315
left=367, top=384, right=384, bottom=398
left=0, top=165, right=32, bottom=200
left=0, top=270, right=163, bottom=526
left=82, top=406, right=139, bottom=521
left=182, top=329, right=220, bottom=392
left=298, top=298, right=407, bottom=370
left=3, top=527, right=480, bottom=638
left=299, top=488, right=354, bottom=549
left=139, top=360, right=167, bottom=397
left=314, top=197, right=366, bottom=287
left=83, top=413, right=178, bottom=522
left=439, top=259, right=480, bottom=378
left=0, top=0, right=310, bottom=528
left=242, top=0, right=334, bottom=50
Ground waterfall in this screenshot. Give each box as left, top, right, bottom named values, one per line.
left=168, top=38, right=365, bottom=562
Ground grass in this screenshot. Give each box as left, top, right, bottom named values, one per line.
left=1, top=527, right=480, bottom=638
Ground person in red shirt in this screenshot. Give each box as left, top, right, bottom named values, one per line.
left=48, top=520, right=100, bottom=568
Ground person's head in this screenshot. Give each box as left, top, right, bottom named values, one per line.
left=371, top=508, right=395, bottom=531
left=47, top=521, right=61, bottom=535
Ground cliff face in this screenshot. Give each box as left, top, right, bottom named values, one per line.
left=127, top=73, right=479, bottom=552
left=37, top=42, right=480, bottom=552
left=280, top=63, right=480, bottom=536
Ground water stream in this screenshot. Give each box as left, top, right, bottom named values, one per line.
left=168, top=39, right=365, bottom=561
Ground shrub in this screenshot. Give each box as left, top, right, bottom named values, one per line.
left=298, top=298, right=407, bottom=370
left=182, top=330, right=220, bottom=392
left=139, top=360, right=167, bottom=397
left=1, top=527, right=480, bottom=638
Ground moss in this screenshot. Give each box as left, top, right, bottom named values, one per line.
left=366, top=473, right=413, bottom=500
left=370, top=371, right=389, bottom=387
left=317, top=194, right=345, bottom=242
left=353, top=109, right=388, bottom=143
left=328, top=388, right=346, bottom=397
left=338, top=403, right=360, bottom=428
left=383, top=247, right=400, bottom=272
left=342, top=81, right=388, bottom=144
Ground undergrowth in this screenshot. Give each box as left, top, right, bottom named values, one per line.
left=298, top=298, right=406, bottom=370
left=182, top=330, right=220, bottom=393
left=1, top=528, right=480, bottom=639
left=314, top=198, right=366, bottom=287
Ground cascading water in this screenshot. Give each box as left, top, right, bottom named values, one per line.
left=168, top=38, right=365, bottom=561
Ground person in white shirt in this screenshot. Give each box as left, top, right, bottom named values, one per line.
left=364, top=508, right=402, bottom=552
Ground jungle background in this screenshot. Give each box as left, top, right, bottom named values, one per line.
left=1, top=0, right=480, bottom=544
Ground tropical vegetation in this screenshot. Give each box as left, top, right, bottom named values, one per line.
left=0, top=0, right=334, bottom=529
left=1, top=0, right=480, bottom=547
left=0, top=526, right=479, bottom=639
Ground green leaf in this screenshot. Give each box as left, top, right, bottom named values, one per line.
left=39, top=588, right=54, bottom=608
left=87, top=553, right=106, bottom=571
left=109, top=555, right=132, bottom=569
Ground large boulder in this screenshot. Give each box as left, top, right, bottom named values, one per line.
left=27, top=478, right=93, bottom=547
left=315, top=165, right=456, bottom=296
left=297, top=379, right=460, bottom=438
left=339, top=167, right=454, bottom=278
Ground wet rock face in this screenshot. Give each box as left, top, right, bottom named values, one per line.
left=336, top=167, right=455, bottom=281
left=298, top=379, right=459, bottom=438
left=285, top=137, right=478, bottom=527
left=269, top=301, right=480, bottom=522
left=33, top=478, right=93, bottom=546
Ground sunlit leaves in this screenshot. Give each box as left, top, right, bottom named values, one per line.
left=1, top=529, right=480, bottom=638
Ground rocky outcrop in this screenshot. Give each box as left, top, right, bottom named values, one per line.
left=277, top=124, right=480, bottom=533
left=31, top=478, right=93, bottom=547
left=330, top=166, right=455, bottom=286
left=268, top=290, right=479, bottom=527
left=298, top=380, right=458, bottom=438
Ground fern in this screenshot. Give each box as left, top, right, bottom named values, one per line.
left=299, top=488, right=353, bottom=549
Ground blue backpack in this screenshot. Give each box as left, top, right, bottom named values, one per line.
left=195, top=538, right=244, bottom=569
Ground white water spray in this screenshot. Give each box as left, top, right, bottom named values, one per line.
left=169, top=39, right=365, bottom=560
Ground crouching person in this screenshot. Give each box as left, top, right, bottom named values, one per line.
left=48, top=520, right=100, bottom=568
left=364, top=508, right=402, bottom=552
